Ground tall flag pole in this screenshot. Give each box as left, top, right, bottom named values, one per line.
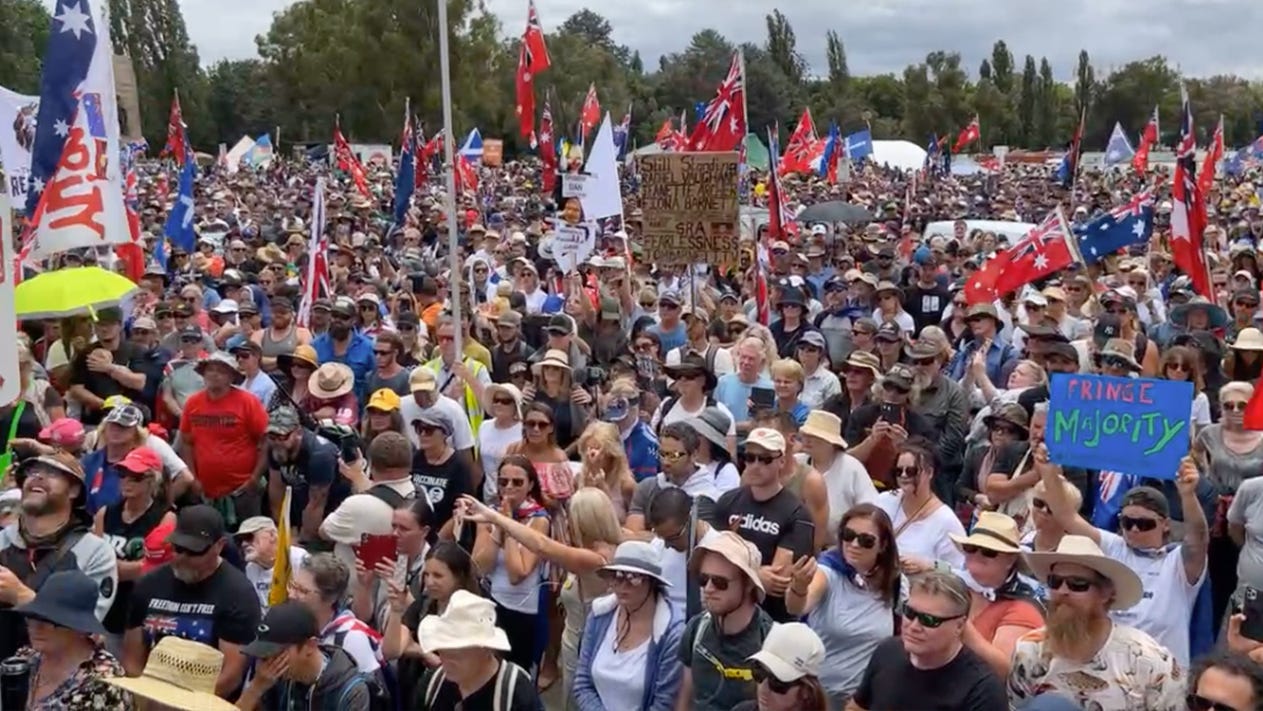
left=393, top=97, right=415, bottom=228
left=953, top=115, right=981, bottom=153
left=436, top=0, right=464, bottom=356
left=296, top=178, right=327, bottom=328
left=1170, top=84, right=1211, bottom=299
left=1133, top=106, right=1159, bottom=174
left=161, top=88, right=190, bottom=166
left=687, top=51, right=747, bottom=152
left=333, top=115, right=371, bottom=199
left=1198, top=114, right=1224, bottom=198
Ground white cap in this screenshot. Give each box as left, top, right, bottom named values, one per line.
left=210, top=299, right=239, bottom=314
left=1022, top=291, right=1048, bottom=307
left=747, top=622, right=825, bottom=682
left=810, top=224, right=827, bottom=236
left=746, top=428, right=786, bottom=454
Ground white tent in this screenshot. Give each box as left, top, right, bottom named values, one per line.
left=867, top=140, right=927, bottom=172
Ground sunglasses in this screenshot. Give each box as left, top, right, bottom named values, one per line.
left=1100, top=355, right=1131, bottom=369
left=901, top=603, right=964, bottom=629
left=1046, top=574, right=1097, bottom=593
left=634, top=342, right=654, bottom=352
left=751, top=665, right=798, bottom=695
left=172, top=543, right=206, bottom=557
left=882, top=381, right=910, bottom=394
left=600, top=570, right=646, bottom=585
left=417, top=425, right=444, bottom=435
left=497, top=477, right=526, bottom=488
left=961, top=543, right=1002, bottom=559
left=524, top=419, right=551, bottom=430
left=743, top=452, right=780, bottom=465
left=912, top=357, right=936, bottom=366
left=1187, top=693, right=1242, bottom=711
left=492, top=397, right=515, bottom=406
left=1119, top=515, right=1160, bottom=532
left=180, top=337, right=201, bottom=344
left=841, top=528, right=877, bottom=549
left=851, top=329, right=874, bottom=337
left=1223, top=401, right=1249, bottom=412
left=1164, top=361, right=1188, bottom=373
left=698, top=572, right=732, bottom=591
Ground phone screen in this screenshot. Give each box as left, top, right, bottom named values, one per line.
left=751, top=387, right=775, bottom=409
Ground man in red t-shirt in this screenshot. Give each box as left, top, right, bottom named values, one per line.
left=178, top=352, right=269, bottom=527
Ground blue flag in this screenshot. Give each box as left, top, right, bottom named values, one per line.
left=924, top=133, right=940, bottom=172
left=1073, top=191, right=1154, bottom=263
left=845, top=129, right=873, bottom=162
left=26, top=0, right=99, bottom=216
left=393, top=123, right=415, bottom=227
left=164, top=161, right=197, bottom=253
left=1103, top=122, right=1134, bottom=166
left=819, top=123, right=841, bottom=178
left=153, top=236, right=168, bottom=271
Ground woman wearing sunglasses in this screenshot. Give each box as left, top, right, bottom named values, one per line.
left=572, top=541, right=684, bottom=711
left=785, top=504, right=899, bottom=708
left=1160, top=345, right=1212, bottom=437
left=875, top=439, right=965, bottom=575
left=948, top=511, right=1044, bottom=677
left=731, top=622, right=827, bottom=711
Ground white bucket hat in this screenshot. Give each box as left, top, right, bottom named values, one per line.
left=748, top=622, right=825, bottom=682
left=799, top=410, right=847, bottom=448
left=1023, top=534, right=1143, bottom=610
left=1234, top=327, right=1263, bottom=351
left=418, top=590, right=511, bottom=653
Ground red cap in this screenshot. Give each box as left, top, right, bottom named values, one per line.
left=142, top=519, right=176, bottom=572
left=38, top=418, right=85, bottom=447
left=117, top=447, right=163, bottom=474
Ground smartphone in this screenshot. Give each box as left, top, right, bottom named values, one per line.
left=751, top=387, right=775, bottom=410
left=355, top=534, right=399, bottom=572
left=1242, top=586, right=1263, bottom=642
left=880, top=403, right=902, bottom=423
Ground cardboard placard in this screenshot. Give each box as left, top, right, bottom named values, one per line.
left=639, top=152, right=740, bottom=265
left=482, top=139, right=503, bottom=167
left=1047, top=373, right=1191, bottom=479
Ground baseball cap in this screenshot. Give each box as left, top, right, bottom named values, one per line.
left=412, top=410, right=452, bottom=437
left=367, top=388, right=402, bottom=412
left=117, top=447, right=163, bottom=474
left=409, top=367, right=437, bottom=393
left=599, top=298, right=621, bottom=322
left=178, top=324, right=202, bottom=341
left=746, top=428, right=786, bottom=454
left=267, top=407, right=302, bottom=436
left=545, top=314, right=575, bottom=336
left=235, top=516, right=277, bottom=538
left=1121, top=485, right=1170, bottom=518
left=132, top=316, right=157, bottom=332
left=166, top=505, right=227, bottom=555
left=496, top=311, right=523, bottom=328
left=39, top=418, right=85, bottom=447
left=797, top=331, right=826, bottom=350
left=1045, top=342, right=1080, bottom=363
left=875, top=322, right=902, bottom=343
left=103, top=403, right=144, bottom=428
left=142, top=519, right=176, bottom=573
left=602, top=397, right=635, bottom=422
left=659, top=291, right=682, bottom=306
left=242, top=601, right=320, bottom=659
left=1093, top=314, right=1122, bottom=348
left=230, top=339, right=262, bottom=355
left=210, top=299, right=239, bottom=315
left=748, top=622, right=825, bottom=682
left=96, top=307, right=124, bottom=324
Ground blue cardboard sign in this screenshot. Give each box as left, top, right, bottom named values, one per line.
left=1047, top=373, right=1192, bottom=479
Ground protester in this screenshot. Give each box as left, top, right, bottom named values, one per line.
left=732, top=622, right=829, bottom=711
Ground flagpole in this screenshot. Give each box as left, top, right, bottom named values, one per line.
left=436, top=0, right=463, bottom=357
left=737, top=48, right=749, bottom=202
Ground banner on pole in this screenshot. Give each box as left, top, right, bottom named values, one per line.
left=0, top=181, right=19, bottom=406
left=1047, top=373, right=1191, bottom=479
left=562, top=174, right=588, bottom=199
left=640, top=152, right=740, bottom=265
left=550, top=222, right=595, bottom=273
left=0, top=86, right=38, bottom=203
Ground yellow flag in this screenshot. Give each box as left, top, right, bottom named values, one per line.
left=267, top=486, right=293, bottom=607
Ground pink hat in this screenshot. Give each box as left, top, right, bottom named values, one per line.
left=39, top=418, right=85, bottom=448
left=117, top=447, right=163, bottom=474
left=142, top=520, right=176, bottom=573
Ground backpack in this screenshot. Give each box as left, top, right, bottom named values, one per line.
left=327, top=630, right=394, bottom=710
left=423, top=660, right=525, bottom=711
left=334, top=672, right=392, bottom=711
left=689, top=611, right=772, bottom=684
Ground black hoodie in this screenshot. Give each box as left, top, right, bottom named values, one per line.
left=262, top=645, right=372, bottom=711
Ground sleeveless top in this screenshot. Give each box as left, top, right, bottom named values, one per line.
left=261, top=325, right=299, bottom=362
left=101, top=499, right=169, bottom=633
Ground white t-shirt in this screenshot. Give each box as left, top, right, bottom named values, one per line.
left=651, top=398, right=737, bottom=437
left=398, top=394, right=476, bottom=451
left=802, top=452, right=878, bottom=532
left=1191, top=391, right=1212, bottom=430
left=655, top=527, right=720, bottom=613
left=477, top=420, right=523, bottom=501
left=244, top=546, right=309, bottom=612
left=591, top=609, right=651, bottom=709
left=663, top=345, right=734, bottom=379
left=875, top=491, right=965, bottom=570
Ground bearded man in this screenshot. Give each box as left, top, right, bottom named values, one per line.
left=1008, top=534, right=1184, bottom=709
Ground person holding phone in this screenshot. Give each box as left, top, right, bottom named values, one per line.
left=714, top=337, right=773, bottom=435
left=843, top=365, right=934, bottom=489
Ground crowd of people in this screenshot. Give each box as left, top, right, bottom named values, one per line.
left=3, top=151, right=1263, bottom=711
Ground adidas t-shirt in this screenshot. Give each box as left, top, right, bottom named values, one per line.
left=709, top=486, right=814, bottom=622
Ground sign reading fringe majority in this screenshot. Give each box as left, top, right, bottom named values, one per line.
left=640, top=152, right=740, bottom=265
left=1047, top=373, right=1191, bottom=479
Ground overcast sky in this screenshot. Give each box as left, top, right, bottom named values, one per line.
left=60, top=0, right=1263, bottom=80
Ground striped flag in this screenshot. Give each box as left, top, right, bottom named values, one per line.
left=296, top=179, right=328, bottom=328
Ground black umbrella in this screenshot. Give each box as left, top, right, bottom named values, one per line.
left=796, top=201, right=875, bottom=226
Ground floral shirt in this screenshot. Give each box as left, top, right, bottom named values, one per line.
left=16, top=645, right=132, bottom=711
left=1007, top=623, right=1185, bottom=711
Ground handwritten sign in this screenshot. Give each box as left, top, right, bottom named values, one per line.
left=482, top=139, right=503, bottom=167
left=639, top=152, right=740, bottom=265
left=562, top=174, right=588, bottom=199
left=1047, top=373, right=1192, bottom=479
left=551, top=223, right=596, bottom=274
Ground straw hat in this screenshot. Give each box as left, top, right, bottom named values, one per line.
left=104, top=636, right=237, bottom=711
left=1233, top=327, right=1263, bottom=351
left=800, top=410, right=847, bottom=448
left=418, top=590, right=511, bottom=653
left=1096, top=338, right=1141, bottom=372
left=276, top=344, right=319, bottom=371
left=531, top=349, right=571, bottom=375
left=1023, top=534, right=1144, bottom=610
left=841, top=350, right=881, bottom=378
left=949, top=511, right=1023, bottom=554
left=689, top=531, right=766, bottom=601
left=308, top=362, right=355, bottom=399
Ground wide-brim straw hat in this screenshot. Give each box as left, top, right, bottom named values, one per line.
left=531, top=348, right=571, bottom=375
left=277, top=344, right=320, bottom=371
left=1023, top=534, right=1144, bottom=610
left=1096, top=337, right=1142, bottom=372
left=418, top=590, right=512, bottom=654
left=799, top=410, right=847, bottom=448
left=308, top=362, right=355, bottom=399
left=104, top=636, right=237, bottom=711
left=949, top=511, right=1023, bottom=554
left=1233, top=327, right=1263, bottom=351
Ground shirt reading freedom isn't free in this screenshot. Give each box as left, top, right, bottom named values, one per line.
left=127, top=561, right=261, bottom=651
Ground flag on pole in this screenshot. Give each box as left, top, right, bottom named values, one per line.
left=688, top=51, right=747, bottom=152
left=514, top=0, right=550, bottom=138
left=778, top=108, right=818, bottom=175
left=654, top=118, right=681, bottom=151
left=613, top=106, right=631, bottom=159
left=333, top=119, right=371, bottom=199
left=1198, top=114, right=1224, bottom=197
left=1103, top=122, right=1135, bottom=166
left=1055, top=109, right=1085, bottom=188
left=953, top=115, right=981, bottom=153
left=1133, top=106, right=1159, bottom=174
left=163, top=160, right=196, bottom=253
left=115, top=142, right=145, bottom=281
left=416, top=128, right=442, bottom=187
left=819, top=123, right=843, bottom=184
left=1171, top=85, right=1211, bottom=298
left=539, top=100, right=557, bottom=194
left=161, top=90, right=190, bottom=166
left=394, top=103, right=415, bottom=227
left=267, top=486, right=293, bottom=607
left=296, top=179, right=329, bottom=328
left=965, top=208, right=1078, bottom=304
left=1073, top=190, right=1154, bottom=263
left=579, top=84, right=600, bottom=143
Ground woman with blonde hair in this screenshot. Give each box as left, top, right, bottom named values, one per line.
left=1022, top=475, right=1082, bottom=555
left=574, top=422, right=636, bottom=522
left=770, top=359, right=810, bottom=426
left=458, top=487, right=622, bottom=710
left=360, top=388, right=405, bottom=444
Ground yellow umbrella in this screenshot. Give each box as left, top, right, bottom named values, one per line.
left=15, top=266, right=139, bottom=319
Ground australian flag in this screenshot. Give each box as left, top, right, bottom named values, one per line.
left=164, top=160, right=196, bottom=253
left=924, top=133, right=941, bottom=173
left=26, top=0, right=98, bottom=217
left=1073, top=190, right=1154, bottom=264
left=613, top=106, right=631, bottom=159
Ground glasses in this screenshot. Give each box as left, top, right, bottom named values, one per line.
left=172, top=543, right=206, bottom=557
left=901, top=603, right=964, bottom=629
left=417, top=425, right=443, bottom=436
left=743, top=452, right=780, bottom=465
left=894, top=465, right=919, bottom=479
left=1031, top=498, right=1049, bottom=512
left=492, top=397, right=515, bottom=406
left=132, top=328, right=153, bottom=336
left=961, top=544, right=1001, bottom=559
left=912, top=357, right=936, bottom=366
left=1100, top=355, right=1131, bottom=369
left=660, top=303, right=680, bottom=311
left=634, top=341, right=654, bottom=352
left=1187, top=693, right=1242, bottom=711
left=524, top=419, right=551, bottom=430
left=1223, top=401, right=1249, bottom=412
left=841, top=528, right=877, bottom=549
left=599, top=570, right=645, bottom=585
left=660, top=450, right=688, bottom=461
left=359, top=304, right=377, bottom=312
left=1119, top=515, right=1160, bottom=532
left=698, top=573, right=732, bottom=591
left=1164, top=361, right=1188, bottom=373
left=497, top=477, right=526, bottom=488
left=851, top=329, right=873, bottom=337
left=751, top=665, right=798, bottom=695
left=1046, top=574, right=1097, bottom=593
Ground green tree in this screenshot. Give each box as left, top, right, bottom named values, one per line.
left=991, top=40, right=1015, bottom=95
left=825, top=30, right=849, bottom=90
left=1018, top=55, right=1037, bottom=145
left=1036, top=57, right=1057, bottom=147
left=0, top=0, right=50, bottom=94
left=1093, top=57, right=1181, bottom=145
left=206, top=60, right=276, bottom=143
left=764, top=10, right=805, bottom=86
left=978, top=59, right=992, bottom=82
left=1074, top=50, right=1095, bottom=118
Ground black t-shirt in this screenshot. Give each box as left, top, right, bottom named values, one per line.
left=127, top=560, right=261, bottom=651
left=903, top=284, right=951, bottom=335
left=853, top=636, right=1007, bottom=711
left=843, top=402, right=936, bottom=446
left=71, top=341, right=146, bottom=425
left=709, top=486, right=813, bottom=622
left=491, top=341, right=531, bottom=383
left=268, top=430, right=345, bottom=532
left=0, top=402, right=41, bottom=452
left=420, top=661, right=543, bottom=711
left=101, top=500, right=170, bottom=633
left=411, top=450, right=474, bottom=540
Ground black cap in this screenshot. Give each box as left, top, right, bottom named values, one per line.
left=230, top=339, right=262, bottom=355
left=238, top=301, right=259, bottom=316
left=396, top=311, right=419, bottom=328
left=1233, top=288, right=1261, bottom=306
left=96, top=306, right=124, bottom=324
left=178, top=325, right=202, bottom=340
left=1094, top=314, right=1122, bottom=348
left=241, top=601, right=319, bottom=658
left=1121, top=485, right=1170, bottom=518
left=1045, top=342, right=1080, bottom=363
left=875, top=321, right=902, bottom=342
left=545, top=314, right=574, bottom=336
left=166, top=505, right=226, bottom=554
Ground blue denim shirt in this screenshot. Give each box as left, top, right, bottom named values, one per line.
left=946, top=337, right=1017, bottom=386
left=311, top=331, right=376, bottom=402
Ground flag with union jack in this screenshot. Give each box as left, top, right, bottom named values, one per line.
left=161, top=90, right=191, bottom=166
left=333, top=119, right=371, bottom=199
left=297, top=179, right=329, bottom=328
left=688, top=51, right=746, bottom=152
left=1170, top=84, right=1211, bottom=298
left=965, top=208, right=1077, bottom=304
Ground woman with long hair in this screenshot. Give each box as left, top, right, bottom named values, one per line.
left=1161, top=345, right=1212, bottom=436
left=1224, top=328, right=1263, bottom=382
left=522, top=349, right=591, bottom=450
left=469, top=455, right=551, bottom=676
left=876, top=439, right=966, bottom=574
left=574, top=423, right=636, bottom=523
left=786, top=504, right=899, bottom=707
left=1099, top=289, right=1160, bottom=375
left=572, top=541, right=684, bottom=711
left=360, top=388, right=405, bottom=444
left=1021, top=476, right=1082, bottom=558
left=734, top=622, right=829, bottom=711
left=507, top=402, right=571, bottom=497
left=79, top=403, right=157, bottom=515
left=270, top=344, right=319, bottom=411
left=458, top=488, right=623, bottom=710
left=478, top=382, right=525, bottom=503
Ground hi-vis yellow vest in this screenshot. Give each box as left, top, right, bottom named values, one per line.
left=425, top=357, right=486, bottom=440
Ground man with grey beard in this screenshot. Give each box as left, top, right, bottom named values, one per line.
left=1009, top=533, right=1184, bottom=709
left=123, top=505, right=261, bottom=698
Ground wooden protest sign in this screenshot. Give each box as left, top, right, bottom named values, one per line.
left=482, top=139, right=503, bottom=167
left=1047, top=373, right=1191, bottom=479
left=639, top=152, right=740, bottom=265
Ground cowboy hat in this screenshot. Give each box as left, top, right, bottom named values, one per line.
left=689, top=531, right=766, bottom=602
left=664, top=353, right=718, bottom=391
left=949, top=511, right=1023, bottom=555
left=800, top=410, right=847, bottom=448
left=982, top=402, right=1030, bottom=437
left=276, top=344, right=319, bottom=371
left=1233, top=327, right=1263, bottom=351
left=841, top=350, right=882, bottom=378
left=686, top=407, right=733, bottom=453
left=1170, top=297, right=1229, bottom=330
left=1095, top=338, right=1142, bottom=372
left=418, top=590, right=511, bottom=653
left=104, top=636, right=237, bottom=711
left=308, top=362, right=355, bottom=399
left=1023, top=534, right=1144, bottom=610
left=599, top=540, right=673, bottom=587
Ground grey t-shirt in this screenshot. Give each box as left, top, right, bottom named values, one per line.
left=628, top=475, right=716, bottom=522
left=366, top=368, right=411, bottom=397
left=1229, top=477, right=1263, bottom=594
left=1197, top=424, right=1263, bottom=495
left=678, top=607, right=774, bottom=711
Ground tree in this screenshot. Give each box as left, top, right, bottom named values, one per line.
left=1036, top=57, right=1057, bottom=147
left=1075, top=49, right=1095, bottom=118
left=764, top=10, right=805, bottom=86
left=206, top=60, right=276, bottom=142
left=825, top=30, right=849, bottom=90
left=1093, top=57, right=1181, bottom=146
left=1018, top=55, right=1037, bottom=145
left=0, top=0, right=50, bottom=94
left=978, top=59, right=992, bottom=82
left=558, top=9, right=631, bottom=67
left=991, top=40, right=1015, bottom=95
